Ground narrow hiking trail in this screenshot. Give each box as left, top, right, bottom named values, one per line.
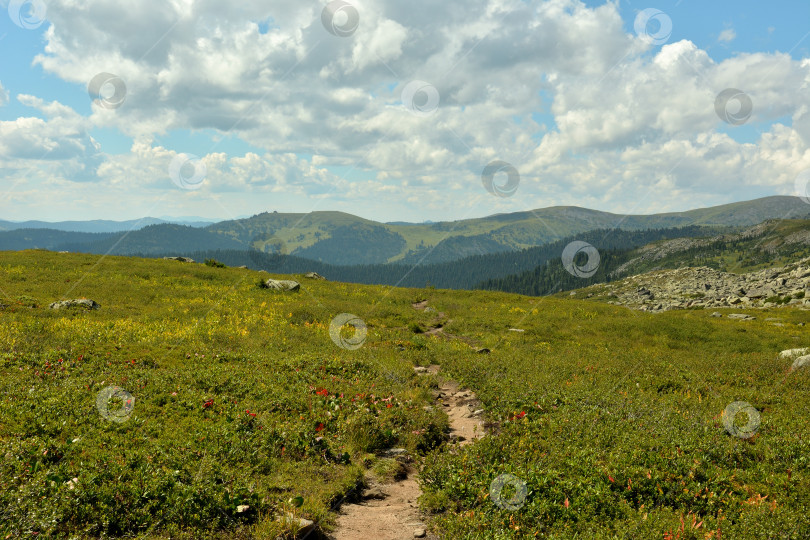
left=328, top=303, right=486, bottom=540
left=330, top=366, right=485, bottom=540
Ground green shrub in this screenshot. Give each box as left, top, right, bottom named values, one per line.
left=204, top=258, right=226, bottom=268
left=14, top=295, right=38, bottom=308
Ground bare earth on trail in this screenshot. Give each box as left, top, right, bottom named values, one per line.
left=328, top=364, right=486, bottom=540
left=436, top=377, right=486, bottom=446
left=329, top=464, right=433, bottom=540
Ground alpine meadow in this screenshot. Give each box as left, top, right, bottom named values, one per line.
left=2, top=1, right=810, bottom=539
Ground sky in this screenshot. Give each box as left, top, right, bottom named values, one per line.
left=1, top=0, right=810, bottom=224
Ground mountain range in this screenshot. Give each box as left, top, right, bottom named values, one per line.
left=0, top=217, right=214, bottom=233
left=2, top=196, right=808, bottom=267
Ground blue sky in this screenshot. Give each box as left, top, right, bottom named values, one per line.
left=1, top=0, right=809, bottom=223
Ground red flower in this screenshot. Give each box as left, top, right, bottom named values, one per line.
left=315, top=423, right=325, bottom=432
left=316, top=388, right=328, bottom=396
left=203, top=399, right=214, bottom=409
left=517, top=411, right=526, bottom=419
left=608, top=475, right=615, bottom=483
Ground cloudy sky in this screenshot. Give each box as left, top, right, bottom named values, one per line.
left=1, top=0, right=810, bottom=223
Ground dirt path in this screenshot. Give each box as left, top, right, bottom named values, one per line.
left=330, top=464, right=431, bottom=540
left=328, top=362, right=485, bottom=540
left=435, top=376, right=486, bottom=445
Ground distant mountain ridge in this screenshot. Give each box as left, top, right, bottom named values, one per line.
left=1, top=196, right=808, bottom=266
left=0, top=217, right=212, bottom=233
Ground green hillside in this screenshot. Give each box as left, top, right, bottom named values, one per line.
left=166, top=224, right=720, bottom=290
left=1, top=251, right=808, bottom=538
left=207, top=196, right=810, bottom=264
left=481, top=219, right=810, bottom=297
left=7, top=196, right=806, bottom=266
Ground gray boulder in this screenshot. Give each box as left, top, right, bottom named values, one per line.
left=163, top=256, right=195, bottom=263
left=745, top=288, right=770, bottom=299
left=304, top=272, right=326, bottom=280
left=49, top=299, right=100, bottom=310
left=791, top=355, right=810, bottom=371
left=778, top=348, right=809, bottom=359
left=262, top=279, right=300, bottom=291
left=727, top=313, right=756, bottom=320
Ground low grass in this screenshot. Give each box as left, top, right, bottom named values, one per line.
left=1, top=250, right=808, bottom=539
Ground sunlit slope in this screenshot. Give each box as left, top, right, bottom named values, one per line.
left=0, top=250, right=807, bottom=538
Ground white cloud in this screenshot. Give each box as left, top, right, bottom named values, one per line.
left=718, top=28, right=736, bottom=43
left=0, top=82, right=8, bottom=106
left=0, top=0, right=808, bottom=221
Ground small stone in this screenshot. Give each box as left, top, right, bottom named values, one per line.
left=414, top=528, right=427, bottom=538
left=710, top=312, right=722, bottom=317
left=413, top=366, right=428, bottom=374
left=276, top=514, right=314, bottom=535
left=363, top=487, right=387, bottom=500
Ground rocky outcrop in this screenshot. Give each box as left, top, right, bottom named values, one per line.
left=49, top=299, right=100, bottom=310
left=163, top=256, right=195, bottom=263
left=585, top=256, right=810, bottom=313
left=304, top=272, right=326, bottom=280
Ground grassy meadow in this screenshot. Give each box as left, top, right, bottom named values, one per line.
left=0, top=250, right=808, bottom=539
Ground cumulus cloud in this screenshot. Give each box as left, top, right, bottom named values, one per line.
left=1, top=0, right=807, bottom=221
left=0, top=95, right=103, bottom=184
